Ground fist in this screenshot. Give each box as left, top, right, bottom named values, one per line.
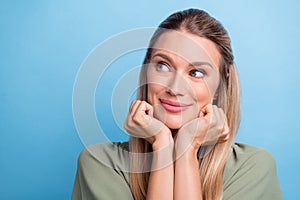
left=175, top=104, right=230, bottom=155
left=124, top=100, right=172, bottom=149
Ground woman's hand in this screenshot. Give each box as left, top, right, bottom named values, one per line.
left=175, top=104, right=230, bottom=156
left=125, top=100, right=174, bottom=200
left=124, top=100, right=173, bottom=151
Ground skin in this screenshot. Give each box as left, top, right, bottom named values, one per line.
left=148, top=30, right=221, bottom=130
left=124, top=30, right=230, bottom=200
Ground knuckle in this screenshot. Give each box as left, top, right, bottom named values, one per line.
left=222, top=125, right=229, bottom=133
left=126, top=118, right=135, bottom=128
left=132, top=116, right=143, bottom=126
left=210, top=116, right=217, bottom=126
left=132, top=114, right=139, bottom=122
left=123, top=123, right=128, bottom=130
left=201, top=122, right=210, bottom=132
left=124, top=121, right=133, bottom=131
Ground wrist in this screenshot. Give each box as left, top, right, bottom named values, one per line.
left=176, top=144, right=198, bottom=159
left=175, top=147, right=199, bottom=169
left=175, top=134, right=200, bottom=156
left=152, top=129, right=174, bottom=151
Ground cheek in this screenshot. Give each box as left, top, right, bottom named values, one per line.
left=194, top=88, right=211, bottom=106
left=147, top=84, right=161, bottom=104
left=191, top=81, right=218, bottom=106
left=147, top=72, right=171, bottom=104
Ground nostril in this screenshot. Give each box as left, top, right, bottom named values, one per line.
left=166, top=87, right=176, bottom=96
left=166, top=86, right=185, bottom=96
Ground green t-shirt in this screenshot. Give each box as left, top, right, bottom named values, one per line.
left=71, top=142, right=282, bottom=200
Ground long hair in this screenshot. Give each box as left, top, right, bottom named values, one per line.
left=129, top=8, right=240, bottom=200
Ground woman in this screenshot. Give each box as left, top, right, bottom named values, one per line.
left=72, top=8, right=282, bottom=200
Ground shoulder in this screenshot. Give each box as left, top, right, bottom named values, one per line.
left=74, top=142, right=133, bottom=200
left=78, top=141, right=130, bottom=172
left=223, top=143, right=282, bottom=199
left=229, top=142, right=276, bottom=169
left=224, top=142, right=277, bottom=181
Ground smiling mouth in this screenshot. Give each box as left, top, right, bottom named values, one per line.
left=159, top=99, right=191, bottom=113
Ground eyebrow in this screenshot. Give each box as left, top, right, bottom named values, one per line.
left=152, top=52, right=214, bottom=69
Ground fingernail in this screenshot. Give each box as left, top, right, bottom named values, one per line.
left=200, top=111, right=204, bottom=117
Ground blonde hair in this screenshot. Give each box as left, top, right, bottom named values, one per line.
left=129, top=8, right=241, bottom=200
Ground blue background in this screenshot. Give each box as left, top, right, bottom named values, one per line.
left=1, top=0, right=299, bottom=199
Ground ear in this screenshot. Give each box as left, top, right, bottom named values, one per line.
left=213, top=92, right=219, bottom=105
left=213, top=92, right=218, bottom=100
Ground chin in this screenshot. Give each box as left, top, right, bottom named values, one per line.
left=164, top=116, right=185, bottom=129
left=154, top=108, right=198, bottom=130
left=165, top=122, right=182, bottom=129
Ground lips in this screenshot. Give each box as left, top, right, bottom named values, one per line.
left=159, top=99, right=191, bottom=113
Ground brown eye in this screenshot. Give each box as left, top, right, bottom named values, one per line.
left=189, top=69, right=206, bottom=78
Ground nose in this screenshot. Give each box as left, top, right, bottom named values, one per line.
left=167, top=73, right=187, bottom=96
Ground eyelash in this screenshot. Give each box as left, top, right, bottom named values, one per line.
left=156, top=62, right=170, bottom=72
left=155, top=61, right=207, bottom=78
left=189, top=69, right=207, bottom=78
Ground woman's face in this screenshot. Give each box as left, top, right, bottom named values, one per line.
left=147, top=30, right=221, bottom=129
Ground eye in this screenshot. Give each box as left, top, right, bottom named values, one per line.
left=189, top=69, right=206, bottom=78
left=156, top=62, right=170, bottom=72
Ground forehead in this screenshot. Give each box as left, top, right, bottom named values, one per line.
left=152, top=30, right=221, bottom=68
